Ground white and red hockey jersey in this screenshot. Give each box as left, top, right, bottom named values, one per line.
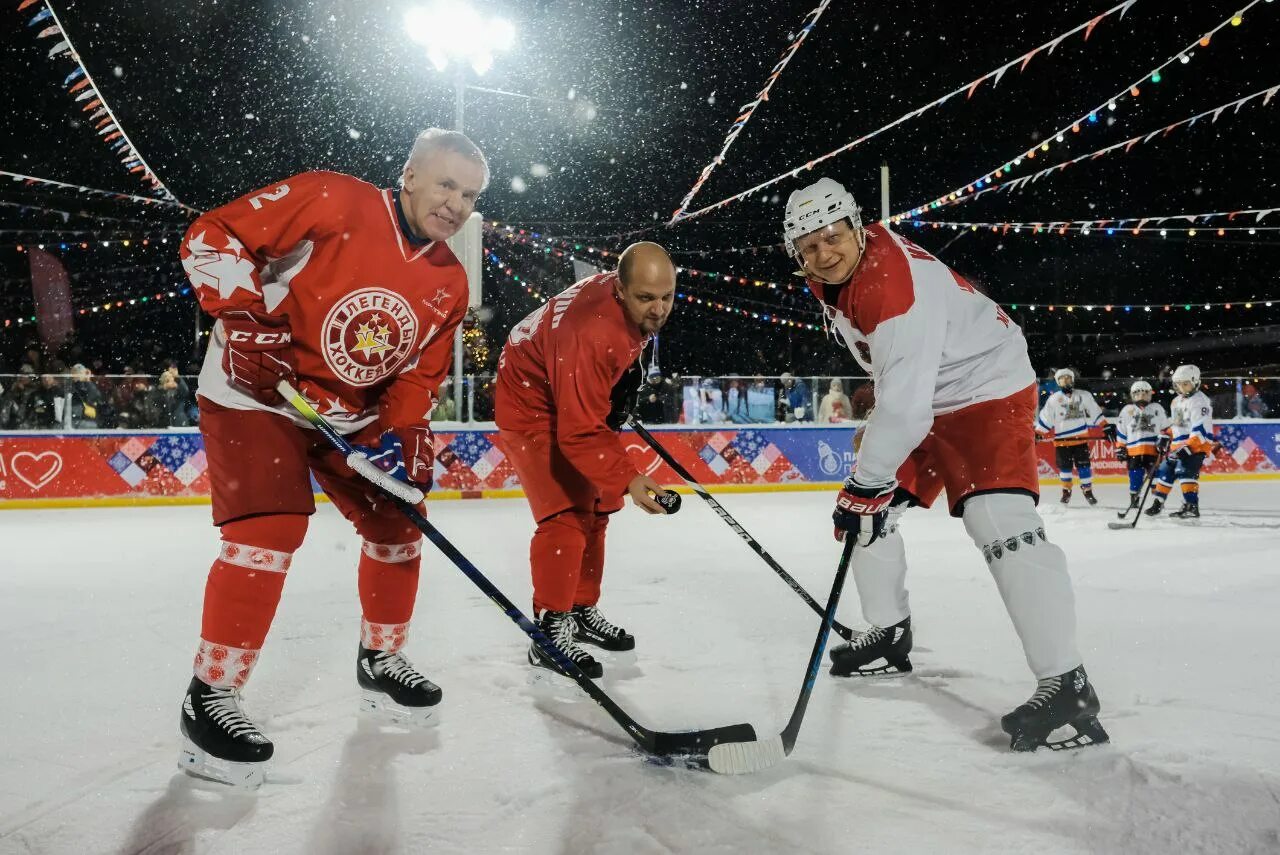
left=805, top=224, right=1035, bottom=486
left=1168, top=390, right=1216, bottom=455
left=1036, top=389, right=1105, bottom=447
left=181, top=170, right=470, bottom=434
left=1116, top=402, right=1168, bottom=456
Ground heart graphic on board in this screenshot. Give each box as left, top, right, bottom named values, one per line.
left=11, top=451, right=63, bottom=491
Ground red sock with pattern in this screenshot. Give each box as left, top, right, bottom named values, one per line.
left=358, top=536, right=423, bottom=653
left=195, top=513, right=308, bottom=689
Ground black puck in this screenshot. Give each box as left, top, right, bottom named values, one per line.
left=655, top=490, right=682, bottom=514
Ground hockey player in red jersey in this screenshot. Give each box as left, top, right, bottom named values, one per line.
left=175, top=129, right=488, bottom=786
left=783, top=178, right=1107, bottom=751
left=495, top=243, right=678, bottom=679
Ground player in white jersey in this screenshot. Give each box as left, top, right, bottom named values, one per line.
left=1035, top=369, right=1113, bottom=505
left=1115, top=380, right=1168, bottom=513
left=783, top=178, right=1106, bottom=751
left=1146, top=365, right=1221, bottom=519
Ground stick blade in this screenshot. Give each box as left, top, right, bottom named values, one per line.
left=1106, top=521, right=1137, bottom=530
left=707, top=734, right=787, bottom=775
left=650, top=723, right=758, bottom=759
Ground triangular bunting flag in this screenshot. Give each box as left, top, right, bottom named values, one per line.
left=18, top=0, right=41, bottom=11
left=47, top=39, right=70, bottom=57
left=1082, top=15, right=1104, bottom=40
left=28, top=7, right=50, bottom=24
left=967, top=78, right=982, bottom=99
left=36, top=24, right=60, bottom=38
left=63, top=67, right=84, bottom=85
left=1020, top=49, right=1039, bottom=72
left=1265, top=86, right=1279, bottom=106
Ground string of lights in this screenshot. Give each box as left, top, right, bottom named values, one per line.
left=1, top=285, right=193, bottom=329
left=893, top=0, right=1271, bottom=220
left=1, top=169, right=190, bottom=211
left=906, top=208, right=1279, bottom=236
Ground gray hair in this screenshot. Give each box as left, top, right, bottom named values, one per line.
left=402, top=128, right=490, bottom=190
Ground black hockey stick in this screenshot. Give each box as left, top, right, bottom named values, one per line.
left=278, top=381, right=758, bottom=768
left=1107, top=448, right=1168, bottom=530
left=628, top=417, right=859, bottom=642
left=707, top=536, right=856, bottom=774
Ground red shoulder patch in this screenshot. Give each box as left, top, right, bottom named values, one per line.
left=849, top=228, right=915, bottom=335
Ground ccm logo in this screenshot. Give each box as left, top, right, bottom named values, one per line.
left=229, top=330, right=291, bottom=344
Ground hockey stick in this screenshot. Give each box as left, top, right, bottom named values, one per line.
left=707, top=535, right=856, bottom=774
left=628, top=417, right=858, bottom=642
left=1107, top=448, right=1168, bottom=530
left=277, top=380, right=759, bottom=768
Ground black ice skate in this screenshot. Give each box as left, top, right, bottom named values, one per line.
left=829, top=617, right=912, bottom=677
left=1001, top=666, right=1109, bottom=752
left=357, top=647, right=442, bottom=726
left=1170, top=504, right=1200, bottom=519
left=1082, top=488, right=1098, bottom=506
left=178, top=676, right=273, bottom=788
left=1144, top=499, right=1165, bottom=516
left=1059, top=488, right=1071, bottom=505
left=572, top=604, right=635, bottom=651
left=529, top=609, right=603, bottom=678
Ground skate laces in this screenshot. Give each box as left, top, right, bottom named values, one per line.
left=549, top=612, right=591, bottom=661
left=852, top=625, right=887, bottom=650
left=374, top=651, right=428, bottom=688
left=1025, top=676, right=1063, bottom=709
left=203, top=687, right=263, bottom=739
left=577, top=606, right=621, bottom=639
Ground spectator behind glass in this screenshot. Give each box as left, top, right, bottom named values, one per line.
left=68, top=363, right=103, bottom=430
left=818, top=378, right=853, bottom=423
left=123, top=375, right=157, bottom=428
left=778, top=372, right=812, bottom=422
left=149, top=367, right=192, bottom=427
left=0, top=366, right=36, bottom=429
left=26, top=374, right=64, bottom=428
left=746, top=375, right=774, bottom=422
left=697, top=377, right=725, bottom=423
left=636, top=371, right=674, bottom=424
left=724, top=377, right=751, bottom=424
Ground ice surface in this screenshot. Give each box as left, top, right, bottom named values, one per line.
left=2, top=482, right=1279, bottom=854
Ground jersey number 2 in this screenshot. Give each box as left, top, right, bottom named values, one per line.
left=248, top=185, right=291, bottom=210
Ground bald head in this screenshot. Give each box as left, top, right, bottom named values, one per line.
left=614, top=242, right=676, bottom=335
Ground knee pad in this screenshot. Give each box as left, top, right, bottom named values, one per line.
left=221, top=513, right=309, bottom=553
left=961, top=493, right=1047, bottom=561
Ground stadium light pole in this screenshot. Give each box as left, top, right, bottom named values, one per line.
left=404, top=2, right=514, bottom=420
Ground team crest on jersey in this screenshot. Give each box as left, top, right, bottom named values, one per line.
left=322, top=287, right=420, bottom=386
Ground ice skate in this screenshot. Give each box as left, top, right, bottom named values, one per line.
left=1144, top=499, right=1164, bottom=517
left=529, top=609, right=603, bottom=679
left=572, top=604, right=635, bottom=651
left=829, top=617, right=912, bottom=676
left=178, top=676, right=273, bottom=788
left=1001, top=666, right=1109, bottom=752
left=1082, top=488, right=1098, bottom=506
left=1059, top=488, right=1071, bottom=505
left=1169, top=504, right=1200, bottom=520
left=357, top=647, right=442, bottom=726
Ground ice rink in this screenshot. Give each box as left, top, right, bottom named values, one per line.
left=3, top=481, right=1279, bottom=854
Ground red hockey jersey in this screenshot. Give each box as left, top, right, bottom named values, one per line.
left=181, top=170, right=469, bottom=434
left=494, top=272, right=647, bottom=497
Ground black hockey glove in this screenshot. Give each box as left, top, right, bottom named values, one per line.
left=1101, top=423, right=1117, bottom=443
left=1115, top=446, right=1129, bottom=462
left=1155, top=435, right=1171, bottom=456
left=833, top=476, right=895, bottom=546
left=606, top=361, right=644, bottom=431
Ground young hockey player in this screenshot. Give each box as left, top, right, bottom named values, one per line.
left=1035, top=369, right=1114, bottom=505
left=1115, top=380, right=1168, bottom=515
left=1146, top=364, right=1219, bottom=519
left=175, top=129, right=488, bottom=786
left=784, top=177, right=1106, bottom=751
left=494, top=243, right=678, bottom=680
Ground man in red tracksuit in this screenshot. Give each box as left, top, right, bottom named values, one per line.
left=495, top=243, right=677, bottom=678
left=176, top=129, right=487, bottom=787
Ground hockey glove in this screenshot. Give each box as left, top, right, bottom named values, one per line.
left=220, top=310, right=295, bottom=405
left=1155, top=435, right=1171, bottom=456
left=833, top=476, right=896, bottom=546
left=392, top=421, right=436, bottom=491
left=1101, top=423, right=1117, bottom=444
left=1114, top=446, right=1129, bottom=462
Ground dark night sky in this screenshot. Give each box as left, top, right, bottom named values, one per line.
left=2, top=0, right=1278, bottom=375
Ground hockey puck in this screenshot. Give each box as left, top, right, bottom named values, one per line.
left=655, top=490, right=682, bottom=514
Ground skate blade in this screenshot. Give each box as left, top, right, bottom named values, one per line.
left=178, top=737, right=265, bottom=789
left=358, top=689, right=438, bottom=728
left=1009, top=716, right=1110, bottom=752
left=829, top=656, right=912, bottom=678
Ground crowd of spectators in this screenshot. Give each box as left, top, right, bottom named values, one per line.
left=632, top=372, right=875, bottom=426
left=0, top=338, right=199, bottom=430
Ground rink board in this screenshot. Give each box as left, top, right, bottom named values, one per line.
left=1, top=420, right=1277, bottom=508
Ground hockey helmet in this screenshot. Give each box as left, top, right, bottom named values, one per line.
left=1054, top=368, right=1075, bottom=388
left=1171, top=364, right=1200, bottom=395
left=1130, top=380, right=1153, bottom=401
left=783, top=177, right=862, bottom=259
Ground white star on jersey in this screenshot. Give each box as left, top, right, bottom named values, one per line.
left=182, top=230, right=261, bottom=300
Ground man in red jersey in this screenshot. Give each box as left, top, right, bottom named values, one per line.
left=175, top=128, right=487, bottom=787
left=495, top=243, right=677, bottom=679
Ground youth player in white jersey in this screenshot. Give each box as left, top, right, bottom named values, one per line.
left=1035, top=369, right=1113, bottom=505
left=1115, top=380, right=1168, bottom=513
left=1146, top=365, right=1221, bottom=519
left=783, top=177, right=1106, bottom=751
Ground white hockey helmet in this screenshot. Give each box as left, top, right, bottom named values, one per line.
left=1172, top=364, right=1200, bottom=393
left=1130, top=380, right=1153, bottom=400
left=1054, top=368, right=1075, bottom=386
left=783, top=177, right=862, bottom=259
